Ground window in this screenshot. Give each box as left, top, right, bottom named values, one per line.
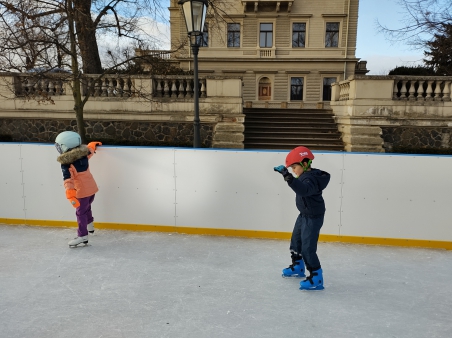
left=292, top=23, right=306, bottom=47
left=259, top=23, right=273, bottom=48
left=323, top=77, right=336, bottom=101
left=196, top=24, right=208, bottom=47
left=227, top=23, right=240, bottom=47
left=290, top=77, right=304, bottom=101
left=325, top=22, right=339, bottom=47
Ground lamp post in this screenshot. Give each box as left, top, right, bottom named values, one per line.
left=178, top=0, right=208, bottom=148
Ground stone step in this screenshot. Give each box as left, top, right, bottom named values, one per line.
left=245, top=126, right=339, bottom=132
left=245, top=131, right=342, bottom=139
left=244, top=108, right=334, bottom=114
left=244, top=142, right=345, bottom=150
left=246, top=116, right=334, bottom=122
left=245, top=121, right=338, bottom=128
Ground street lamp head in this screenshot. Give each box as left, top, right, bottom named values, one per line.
left=178, top=0, right=208, bottom=37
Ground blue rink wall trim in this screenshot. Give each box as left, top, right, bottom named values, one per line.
left=1, top=219, right=451, bottom=250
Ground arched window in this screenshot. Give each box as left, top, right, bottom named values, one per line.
left=258, top=77, right=272, bottom=101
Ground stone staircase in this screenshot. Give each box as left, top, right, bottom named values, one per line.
left=243, top=108, right=344, bottom=150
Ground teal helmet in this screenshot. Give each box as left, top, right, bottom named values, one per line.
left=55, top=131, right=81, bottom=154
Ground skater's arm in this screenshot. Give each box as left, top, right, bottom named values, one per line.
left=87, top=141, right=102, bottom=159
left=61, top=164, right=79, bottom=208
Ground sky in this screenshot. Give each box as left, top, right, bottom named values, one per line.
left=356, top=0, right=425, bottom=75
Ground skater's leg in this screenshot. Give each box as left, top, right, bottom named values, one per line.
left=299, top=215, right=324, bottom=290
left=76, top=196, right=92, bottom=237
left=300, top=215, right=324, bottom=272
left=86, top=194, right=95, bottom=225
left=289, top=214, right=303, bottom=259
left=86, top=195, right=95, bottom=233
left=282, top=215, right=305, bottom=277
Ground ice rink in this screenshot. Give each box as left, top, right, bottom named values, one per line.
left=1, top=224, right=451, bottom=338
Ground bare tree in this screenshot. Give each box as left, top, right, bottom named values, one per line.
left=378, top=0, right=452, bottom=49
left=0, top=0, right=171, bottom=142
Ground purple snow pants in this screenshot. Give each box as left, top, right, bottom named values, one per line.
left=75, top=194, right=95, bottom=237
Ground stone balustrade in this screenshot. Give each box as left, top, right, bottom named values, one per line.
left=331, top=75, right=452, bottom=152
left=10, top=73, right=207, bottom=99
left=0, top=73, right=244, bottom=148
left=154, top=76, right=206, bottom=99
left=393, top=78, right=452, bottom=101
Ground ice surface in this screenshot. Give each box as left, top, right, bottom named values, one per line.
left=0, top=224, right=451, bottom=338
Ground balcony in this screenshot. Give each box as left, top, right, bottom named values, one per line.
left=241, top=0, right=294, bottom=13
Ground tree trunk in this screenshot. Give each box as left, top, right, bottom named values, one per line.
left=68, top=0, right=87, bottom=143
left=74, top=0, right=103, bottom=74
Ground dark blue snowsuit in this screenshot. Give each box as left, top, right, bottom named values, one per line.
left=286, top=168, right=330, bottom=272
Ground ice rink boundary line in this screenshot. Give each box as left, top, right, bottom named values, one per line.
left=1, top=218, right=451, bottom=250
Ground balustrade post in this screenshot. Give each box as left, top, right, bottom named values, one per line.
left=101, top=78, right=108, bottom=97
left=116, top=78, right=123, bottom=97
left=434, top=80, right=443, bottom=101
left=107, top=78, right=114, bottom=97
left=425, top=81, right=434, bottom=101
left=392, top=80, right=399, bottom=100
left=408, top=80, right=416, bottom=101
left=55, top=81, right=62, bottom=96
left=443, top=81, right=451, bottom=102
left=178, top=79, right=186, bottom=98
left=156, top=80, right=162, bottom=97
left=163, top=79, right=170, bottom=97
left=48, top=81, right=55, bottom=95
left=400, top=80, right=408, bottom=100
left=201, top=78, right=206, bottom=97
left=416, top=80, right=425, bottom=100
left=186, top=80, right=193, bottom=98
left=171, top=80, right=177, bottom=98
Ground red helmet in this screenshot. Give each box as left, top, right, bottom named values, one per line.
left=285, top=146, right=314, bottom=167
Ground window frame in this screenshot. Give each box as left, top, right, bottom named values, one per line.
left=325, top=22, right=340, bottom=48
left=289, top=76, right=305, bottom=101
left=259, top=22, right=274, bottom=48
left=292, top=22, right=307, bottom=48
left=196, top=23, right=209, bottom=47
left=227, top=22, right=241, bottom=48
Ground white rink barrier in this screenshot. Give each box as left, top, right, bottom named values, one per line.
left=1, top=143, right=451, bottom=249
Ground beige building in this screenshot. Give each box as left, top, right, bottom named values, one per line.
left=168, top=0, right=364, bottom=108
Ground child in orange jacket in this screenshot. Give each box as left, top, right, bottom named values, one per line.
left=55, top=131, right=102, bottom=247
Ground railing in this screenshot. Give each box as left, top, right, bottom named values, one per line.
left=393, top=78, right=452, bottom=101
left=9, top=73, right=207, bottom=99
left=259, top=48, right=273, bottom=58
left=153, top=76, right=206, bottom=98
left=338, top=81, right=350, bottom=101
left=332, top=75, right=452, bottom=102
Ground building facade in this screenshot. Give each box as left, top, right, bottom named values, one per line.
left=168, top=0, right=363, bottom=108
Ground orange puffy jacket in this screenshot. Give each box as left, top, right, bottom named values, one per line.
left=57, top=145, right=98, bottom=198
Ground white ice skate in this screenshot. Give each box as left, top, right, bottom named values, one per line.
left=87, top=222, right=94, bottom=234
left=68, top=236, right=88, bottom=247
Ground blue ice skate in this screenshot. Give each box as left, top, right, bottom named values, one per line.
left=282, top=260, right=306, bottom=278
left=299, top=268, right=324, bottom=290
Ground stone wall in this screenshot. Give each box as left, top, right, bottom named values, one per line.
left=0, top=118, right=214, bottom=147
left=381, top=127, right=452, bottom=152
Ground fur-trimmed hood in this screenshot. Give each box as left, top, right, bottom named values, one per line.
left=57, top=145, right=91, bottom=165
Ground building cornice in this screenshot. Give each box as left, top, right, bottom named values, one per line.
left=322, top=14, right=348, bottom=17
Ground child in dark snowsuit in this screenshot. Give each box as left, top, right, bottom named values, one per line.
left=274, top=146, right=330, bottom=290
